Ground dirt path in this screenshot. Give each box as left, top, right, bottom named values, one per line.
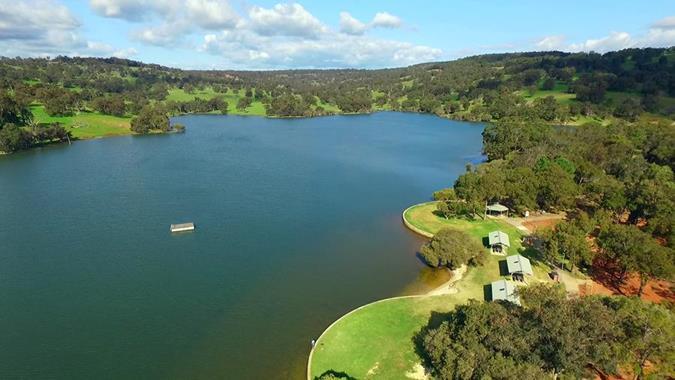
left=503, top=213, right=566, bottom=234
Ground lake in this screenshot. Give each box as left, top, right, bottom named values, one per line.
left=0, top=112, right=484, bottom=379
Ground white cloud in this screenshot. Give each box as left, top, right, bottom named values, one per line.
left=372, top=12, right=402, bottom=29
left=90, top=0, right=239, bottom=46
left=134, top=22, right=190, bottom=46
left=339, top=12, right=367, bottom=35
left=89, top=0, right=157, bottom=21
left=569, top=31, right=634, bottom=52
left=0, top=0, right=80, bottom=48
left=200, top=28, right=441, bottom=69
left=248, top=3, right=327, bottom=38
left=535, top=35, right=566, bottom=50
left=0, top=0, right=134, bottom=58
left=185, top=0, right=238, bottom=29
left=339, top=10, right=403, bottom=36
left=652, top=16, right=675, bottom=30
left=534, top=17, right=675, bottom=54
left=85, top=41, right=138, bottom=58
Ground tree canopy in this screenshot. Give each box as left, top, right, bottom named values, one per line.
left=418, top=228, right=486, bottom=269
left=418, top=283, right=675, bottom=379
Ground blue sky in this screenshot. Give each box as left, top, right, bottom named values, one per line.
left=1, top=0, right=674, bottom=69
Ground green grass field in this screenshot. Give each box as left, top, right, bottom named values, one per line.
left=167, top=87, right=267, bottom=116
left=310, top=202, right=554, bottom=378
left=520, top=81, right=576, bottom=105
left=31, top=105, right=132, bottom=139
left=310, top=295, right=462, bottom=379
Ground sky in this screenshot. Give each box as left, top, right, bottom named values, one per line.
left=0, top=0, right=674, bottom=70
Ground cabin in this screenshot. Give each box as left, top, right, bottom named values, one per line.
left=170, top=222, right=195, bottom=233
left=490, top=279, right=520, bottom=305
left=488, top=230, right=510, bottom=254
left=486, top=203, right=509, bottom=217
left=506, top=254, right=533, bottom=281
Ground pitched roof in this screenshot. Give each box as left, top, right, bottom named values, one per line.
left=488, top=231, right=510, bottom=247
left=491, top=279, right=520, bottom=305
left=486, top=203, right=509, bottom=212
left=506, top=254, right=533, bottom=276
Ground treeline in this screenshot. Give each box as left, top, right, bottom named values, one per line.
left=419, top=283, right=674, bottom=379
left=2, top=48, right=673, bottom=120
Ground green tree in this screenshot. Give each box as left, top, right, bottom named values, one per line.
left=418, top=228, right=485, bottom=269
left=237, top=96, right=252, bottom=111
left=597, top=223, right=675, bottom=296
left=0, top=91, right=32, bottom=125
left=533, top=96, right=558, bottom=121
left=541, top=77, right=556, bottom=90
left=0, top=123, right=31, bottom=152
left=605, top=297, right=675, bottom=379
left=613, top=98, right=642, bottom=121
left=130, top=104, right=170, bottom=134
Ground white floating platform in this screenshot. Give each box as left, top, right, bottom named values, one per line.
left=170, top=222, right=195, bottom=233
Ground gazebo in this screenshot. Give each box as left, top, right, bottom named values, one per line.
left=490, top=279, right=520, bottom=305
left=488, top=231, right=510, bottom=254
left=486, top=203, right=509, bottom=217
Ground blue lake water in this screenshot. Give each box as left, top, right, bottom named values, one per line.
left=0, top=112, right=484, bottom=379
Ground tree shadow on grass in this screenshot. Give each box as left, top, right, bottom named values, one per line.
left=314, top=370, right=356, bottom=380
left=411, top=310, right=454, bottom=372
left=519, top=245, right=547, bottom=267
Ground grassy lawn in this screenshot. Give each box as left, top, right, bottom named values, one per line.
left=166, top=87, right=223, bottom=102
left=404, top=202, right=522, bottom=243
left=31, top=105, right=132, bottom=139
left=310, top=202, right=555, bottom=378
left=167, top=87, right=267, bottom=116
left=520, top=82, right=575, bottom=105
left=310, top=295, right=463, bottom=379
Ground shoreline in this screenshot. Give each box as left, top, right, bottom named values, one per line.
left=401, top=201, right=438, bottom=238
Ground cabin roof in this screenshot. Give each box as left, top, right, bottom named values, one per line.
left=486, top=203, right=509, bottom=212
left=488, top=231, right=510, bottom=247
left=491, top=279, right=520, bottom=305
left=506, top=254, right=533, bottom=276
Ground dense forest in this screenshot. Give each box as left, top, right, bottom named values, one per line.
left=1, top=47, right=674, bottom=152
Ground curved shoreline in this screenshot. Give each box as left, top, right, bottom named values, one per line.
left=401, top=201, right=438, bottom=238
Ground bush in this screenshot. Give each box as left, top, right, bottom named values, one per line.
left=419, top=228, right=485, bottom=269
left=130, top=104, right=169, bottom=134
